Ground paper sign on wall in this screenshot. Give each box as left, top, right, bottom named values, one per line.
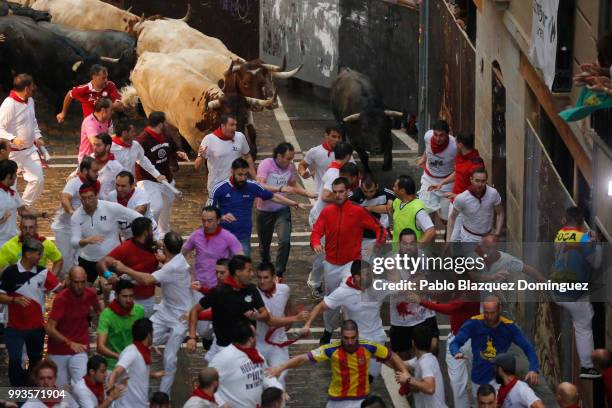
left=528, top=0, right=559, bottom=89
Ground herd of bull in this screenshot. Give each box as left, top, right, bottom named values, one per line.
left=1, top=0, right=404, bottom=171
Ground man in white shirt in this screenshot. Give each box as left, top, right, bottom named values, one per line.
left=22, top=359, right=77, bottom=408
left=493, top=353, right=544, bottom=408
left=255, top=263, right=309, bottom=386
left=72, top=355, right=124, bottom=408
left=114, top=231, right=195, bottom=394
left=0, top=74, right=45, bottom=206
left=209, top=320, right=283, bottom=408
left=89, top=133, right=125, bottom=199
left=107, top=171, right=155, bottom=240
left=107, top=318, right=165, bottom=408
left=195, top=114, right=255, bottom=194
left=110, top=116, right=166, bottom=181
left=51, top=157, right=100, bottom=276
left=417, top=120, right=456, bottom=223
left=396, top=325, right=448, bottom=408
left=306, top=141, right=354, bottom=298
left=183, top=367, right=221, bottom=408
left=70, top=182, right=142, bottom=283
left=298, top=125, right=342, bottom=191
left=447, top=167, right=504, bottom=243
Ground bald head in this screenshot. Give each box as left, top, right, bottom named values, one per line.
left=481, top=234, right=497, bottom=246
left=197, top=367, right=219, bottom=389
left=482, top=295, right=501, bottom=327
left=555, top=382, right=579, bottom=406
left=68, top=266, right=87, bottom=296
left=592, top=348, right=612, bottom=371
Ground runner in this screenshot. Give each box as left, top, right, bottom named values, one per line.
left=182, top=367, right=220, bottom=408
left=72, top=355, right=124, bottom=408
left=476, top=384, right=497, bottom=408
left=261, top=387, right=284, bottom=408
left=298, top=125, right=343, bottom=191
left=107, top=171, right=155, bottom=239
left=389, top=174, right=436, bottom=243
left=22, top=360, right=76, bottom=408
left=89, top=132, right=125, bottom=199
left=77, top=98, right=113, bottom=163
left=266, top=320, right=408, bottom=407
left=493, top=353, right=544, bottom=408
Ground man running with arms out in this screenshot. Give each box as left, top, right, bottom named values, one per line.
left=266, top=320, right=408, bottom=408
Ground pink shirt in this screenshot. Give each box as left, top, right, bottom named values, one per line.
left=256, top=158, right=296, bottom=212
left=79, top=113, right=111, bottom=162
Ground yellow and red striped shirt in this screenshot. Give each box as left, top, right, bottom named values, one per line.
left=307, top=340, right=391, bottom=400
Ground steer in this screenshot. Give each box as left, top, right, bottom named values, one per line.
left=330, top=68, right=403, bottom=173
left=121, top=52, right=275, bottom=154
left=0, top=15, right=122, bottom=105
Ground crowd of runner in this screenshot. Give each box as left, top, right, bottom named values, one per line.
left=0, top=63, right=610, bottom=408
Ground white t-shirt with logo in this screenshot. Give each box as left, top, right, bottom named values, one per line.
left=453, top=185, right=502, bottom=240
left=501, top=380, right=541, bottom=408
left=151, top=253, right=195, bottom=328
left=408, top=353, right=448, bottom=408
left=421, top=130, right=457, bottom=191
left=107, top=188, right=155, bottom=239
left=113, top=344, right=149, bottom=408
left=256, top=283, right=290, bottom=345
left=201, top=132, right=250, bottom=192
left=303, top=144, right=335, bottom=192
left=308, top=167, right=340, bottom=226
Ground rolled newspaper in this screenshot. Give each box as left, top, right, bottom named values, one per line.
left=161, top=180, right=182, bottom=197
left=39, top=145, right=51, bottom=162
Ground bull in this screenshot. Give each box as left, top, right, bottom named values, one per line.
left=330, top=68, right=403, bottom=173
left=0, top=15, right=124, bottom=104
left=121, top=52, right=275, bottom=154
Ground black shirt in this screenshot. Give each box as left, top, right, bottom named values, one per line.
left=198, top=282, right=265, bottom=347
left=350, top=187, right=395, bottom=239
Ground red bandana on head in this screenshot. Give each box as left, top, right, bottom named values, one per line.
left=134, top=341, right=151, bottom=365
left=191, top=387, right=216, bottom=403
left=0, top=182, right=15, bottom=196
left=144, top=127, right=166, bottom=144
left=95, top=152, right=115, bottom=166
left=213, top=126, right=234, bottom=141
left=112, top=135, right=132, bottom=148
left=235, top=344, right=264, bottom=364
left=497, top=377, right=518, bottom=407
left=84, top=375, right=105, bottom=404
left=108, top=299, right=134, bottom=317
left=322, top=142, right=333, bottom=156
left=9, top=91, right=28, bottom=104
left=431, top=136, right=449, bottom=154
left=117, top=189, right=135, bottom=207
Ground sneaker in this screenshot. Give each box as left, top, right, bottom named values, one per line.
left=319, top=330, right=333, bottom=345
left=308, top=283, right=324, bottom=299
left=579, top=367, right=601, bottom=379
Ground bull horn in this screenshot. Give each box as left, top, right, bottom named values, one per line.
left=271, top=64, right=303, bottom=79
left=384, top=110, right=403, bottom=118
left=100, top=57, right=120, bottom=63
left=180, top=3, right=191, bottom=21
left=343, top=113, right=361, bottom=122
left=126, top=6, right=132, bottom=12
left=207, top=99, right=222, bottom=110
left=261, top=55, right=287, bottom=72
left=72, top=60, right=84, bottom=72
left=248, top=68, right=262, bottom=75
left=231, top=64, right=242, bottom=73
left=245, top=92, right=277, bottom=109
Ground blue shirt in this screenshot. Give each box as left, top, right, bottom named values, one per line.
left=449, top=314, right=539, bottom=384
left=211, top=178, right=274, bottom=241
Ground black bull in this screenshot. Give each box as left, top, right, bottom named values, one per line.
left=0, top=16, right=131, bottom=105
left=330, top=68, right=402, bottom=173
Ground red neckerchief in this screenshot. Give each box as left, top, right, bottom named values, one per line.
left=431, top=136, right=450, bottom=154
left=474, top=245, right=502, bottom=268
left=204, top=226, right=222, bottom=241
left=327, top=161, right=343, bottom=170
left=234, top=344, right=264, bottom=364
left=322, top=142, right=333, bottom=156
left=191, top=387, right=216, bottom=403
left=144, top=127, right=166, bottom=144
left=0, top=182, right=15, bottom=196
left=18, top=234, right=46, bottom=244
left=9, top=90, right=28, bottom=104
left=261, top=283, right=276, bottom=298
left=108, top=299, right=134, bottom=317
left=497, top=377, right=519, bottom=407
left=467, top=185, right=486, bottom=202
left=134, top=341, right=152, bottom=365
left=117, top=189, right=135, bottom=207
left=224, top=275, right=245, bottom=290
left=95, top=152, right=116, bottom=166
left=213, top=126, right=234, bottom=141
left=112, top=135, right=132, bottom=148
left=345, top=276, right=361, bottom=291
left=84, top=375, right=104, bottom=404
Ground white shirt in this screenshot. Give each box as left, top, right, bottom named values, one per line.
left=70, top=200, right=142, bottom=262
left=71, top=377, right=100, bottom=408
left=256, top=283, right=290, bottom=345
left=151, top=253, right=194, bottom=326
left=421, top=130, right=456, bottom=190
left=107, top=188, right=154, bottom=239
left=111, top=140, right=161, bottom=178
left=52, top=176, right=85, bottom=230
left=501, top=380, right=541, bottom=408
left=453, top=185, right=502, bottom=238
left=303, top=144, right=335, bottom=192
left=92, top=157, right=125, bottom=199
left=201, top=132, right=250, bottom=192
left=0, top=187, right=23, bottom=246
left=210, top=344, right=283, bottom=408
left=113, top=344, right=150, bottom=408
left=22, top=397, right=76, bottom=408
left=324, top=279, right=387, bottom=343
left=0, top=96, right=42, bottom=148
left=309, top=166, right=340, bottom=224
left=390, top=269, right=435, bottom=327
left=408, top=353, right=448, bottom=408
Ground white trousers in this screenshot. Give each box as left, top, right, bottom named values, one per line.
left=10, top=147, right=44, bottom=206
left=48, top=352, right=88, bottom=389
left=446, top=333, right=473, bottom=408
left=323, top=261, right=352, bottom=333
left=258, top=342, right=290, bottom=386
left=152, top=320, right=187, bottom=394
left=138, top=180, right=175, bottom=235
left=135, top=297, right=156, bottom=318
left=556, top=301, right=595, bottom=368
left=52, top=227, right=77, bottom=277
left=307, top=233, right=325, bottom=288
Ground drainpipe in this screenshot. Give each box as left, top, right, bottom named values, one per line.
left=417, top=0, right=429, bottom=155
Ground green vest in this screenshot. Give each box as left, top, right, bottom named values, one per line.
left=392, top=198, right=427, bottom=242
